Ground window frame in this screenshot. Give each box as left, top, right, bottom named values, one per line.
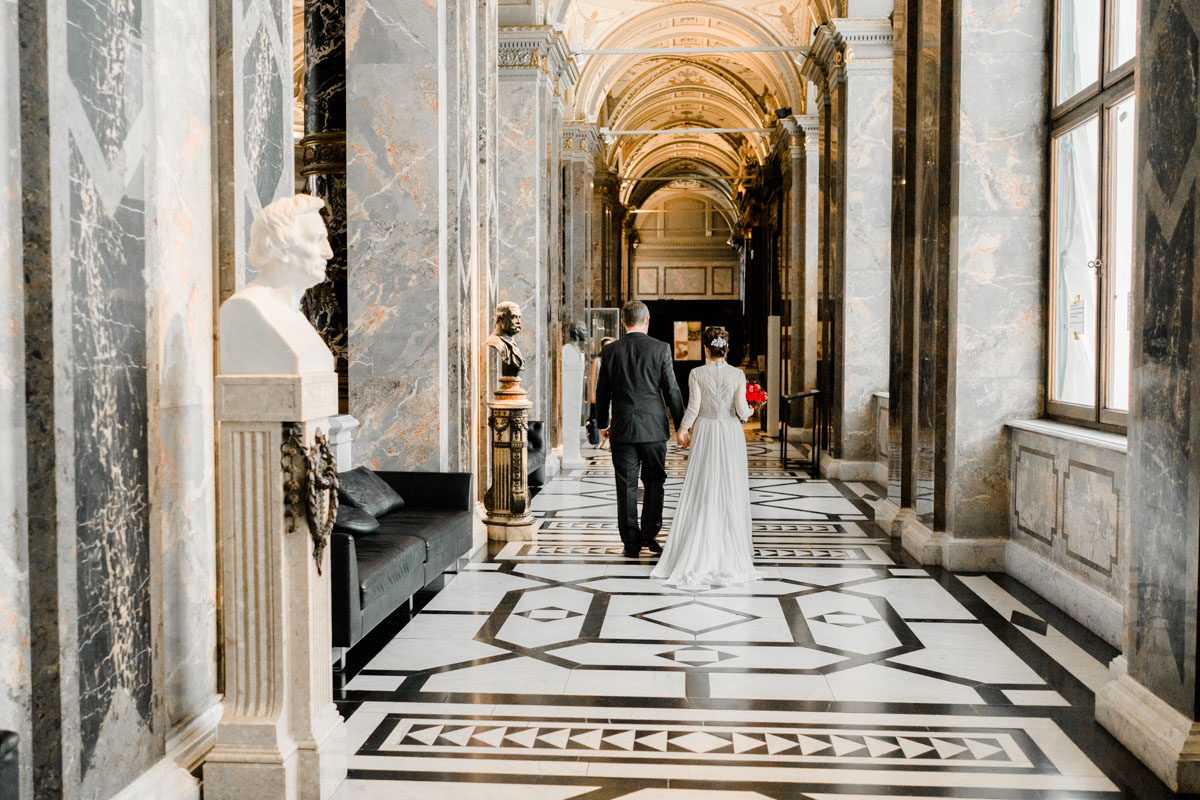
left=1046, top=0, right=1137, bottom=432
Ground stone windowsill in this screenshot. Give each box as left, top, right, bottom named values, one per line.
left=1005, top=418, right=1128, bottom=454
left=873, top=391, right=889, bottom=400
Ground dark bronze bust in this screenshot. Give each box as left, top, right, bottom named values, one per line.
left=566, top=321, right=588, bottom=346
left=486, top=301, right=525, bottom=378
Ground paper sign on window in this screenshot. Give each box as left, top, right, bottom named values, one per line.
left=1069, top=295, right=1086, bottom=339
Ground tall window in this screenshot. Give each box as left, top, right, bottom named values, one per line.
left=1049, top=0, right=1137, bottom=428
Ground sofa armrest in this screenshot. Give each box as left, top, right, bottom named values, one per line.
left=374, top=471, right=474, bottom=511
left=330, top=532, right=362, bottom=648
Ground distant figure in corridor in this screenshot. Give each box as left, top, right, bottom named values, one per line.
left=594, top=301, right=684, bottom=558
left=652, top=326, right=761, bottom=587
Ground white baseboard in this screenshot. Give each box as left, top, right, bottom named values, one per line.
left=870, top=497, right=902, bottom=537
left=1096, top=656, right=1200, bottom=791
left=166, top=697, right=222, bottom=771
left=1005, top=541, right=1124, bottom=647
left=900, top=515, right=943, bottom=564
left=544, top=451, right=561, bottom=480
left=472, top=502, right=489, bottom=552
left=110, top=699, right=223, bottom=800
left=819, top=454, right=877, bottom=481
left=899, top=516, right=1005, bottom=570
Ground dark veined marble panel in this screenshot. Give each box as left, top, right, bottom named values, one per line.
left=1128, top=0, right=1200, bottom=717
left=244, top=19, right=285, bottom=208
left=66, top=0, right=142, bottom=166
left=68, top=136, right=153, bottom=782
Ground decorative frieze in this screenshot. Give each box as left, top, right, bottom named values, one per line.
left=499, top=26, right=578, bottom=86
left=561, top=123, right=600, bottom=161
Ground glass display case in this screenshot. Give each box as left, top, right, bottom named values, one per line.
left=589, top=308, right=620, bottom=356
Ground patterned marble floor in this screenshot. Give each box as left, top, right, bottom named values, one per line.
left=331, top=436, right=1172, bottom=799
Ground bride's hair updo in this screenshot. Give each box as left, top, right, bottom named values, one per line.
left=702, top=326, right=730, bottom=358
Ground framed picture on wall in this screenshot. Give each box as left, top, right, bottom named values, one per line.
left=674, top=321, right=702, bottom=361
left=687, top=321, right=702, bottom=360
left=674, top=321, right=689, bottom=360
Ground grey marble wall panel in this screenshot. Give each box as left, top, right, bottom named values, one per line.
left=839, top=64, right=892, bottom=464
left=449, top=0, right=476, bottom=473
left=945, top=0, right=1047, bottom=539
left=476, top=0, right=499, bottom=493
left=348, top=0, right=446, bottom=471
left=1008, top=426, right=1127, bottom=606
left=497, top=77, right=550, bottom=420
left=144, top=0, right=218, bottom=736
left=0, top=0, right=30, bottom=796
left=1125, top=0, right=1200, bottom=717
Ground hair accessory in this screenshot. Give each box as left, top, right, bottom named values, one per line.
left=710, top=336, right=728, bottom=349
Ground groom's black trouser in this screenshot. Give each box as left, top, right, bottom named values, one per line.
left=610, top=440, right=667, bottom=550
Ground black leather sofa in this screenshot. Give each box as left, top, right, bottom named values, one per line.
left=528, top=420, right=547, bottom=490
left=330, top=468, right=474, bottom=654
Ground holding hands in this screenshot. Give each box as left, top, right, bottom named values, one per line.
left=676, top=429, right=691, bottom=449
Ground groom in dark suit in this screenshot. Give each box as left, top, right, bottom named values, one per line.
left=595, top=301, right=685, bottom=558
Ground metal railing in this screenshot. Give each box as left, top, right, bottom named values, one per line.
left=780, top=389, right=825, bottom=478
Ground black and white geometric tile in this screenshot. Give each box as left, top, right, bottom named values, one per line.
left=332, top=436, right=1173, bottom=799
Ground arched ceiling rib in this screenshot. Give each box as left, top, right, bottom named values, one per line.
left=558, top=0, right=824, bottom=224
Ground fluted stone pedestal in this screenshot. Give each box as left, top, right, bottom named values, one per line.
left=561, top=343, right=587, bottom=470
left=485, top=377, right=538, bottom=541
left=206, top=373, right=347, bottom=800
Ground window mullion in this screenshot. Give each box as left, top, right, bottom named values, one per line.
left=1096, top=104, right=1111, bottom=422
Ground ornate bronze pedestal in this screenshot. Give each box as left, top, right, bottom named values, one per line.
left=484, top=376, right=538, bottom=541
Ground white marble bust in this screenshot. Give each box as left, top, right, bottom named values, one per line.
left=220, top=194, right=335, bottom=375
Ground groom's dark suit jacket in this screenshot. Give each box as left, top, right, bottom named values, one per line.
left=595, top=331, right=685, bottom=443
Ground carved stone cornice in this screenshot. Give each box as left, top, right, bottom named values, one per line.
left=801, top=23, right=840, bottom=88
left=561, top=122, right=600, bottom=162
left=797, top=114, right=820, bottom=150
left=498, top=26, right=578, bottom=87
left=831, top=17, right=894, bottom=62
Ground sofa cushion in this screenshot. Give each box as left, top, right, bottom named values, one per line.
left=376, top=510, right=472, bottom=568
left=353, top=532, right=426, bottom=609
left=338, top=467, right=405, bottom=517
left=333, top=505, right=379, bottom=535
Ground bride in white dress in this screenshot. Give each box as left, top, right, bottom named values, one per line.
left=651, top=327, right=762, bottom=588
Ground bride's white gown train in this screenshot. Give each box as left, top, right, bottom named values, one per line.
left=651, top=361, right=762, bottom=587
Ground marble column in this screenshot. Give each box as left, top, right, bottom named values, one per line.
left=496, top=27, right=575, bottom=448
left=16, top=0, right=227, bottom=796
left=784, top=113, right=820, bottom=403
left=591, top=170, right=621, bottom=309
left=475, top=0, right=500, bottom=512
left=301, top=0, right=348, bottom=411
left=812, top=19, right=893, bottom=479
left=801, top=116, right=820, bottom=393
left=0, top=0, right=28, bottom=795
left=1096, top=0, right=1200, bottom=789
left=941, top=0, right=1045, bottom=557
left=561, top=124, right=598, bottom=334
left=876, top=0, right=1046, bottom=570
left=347, top=0, right=482, bottom=472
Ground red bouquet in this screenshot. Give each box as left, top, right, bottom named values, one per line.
left=745, top=382, right=767, bottom=408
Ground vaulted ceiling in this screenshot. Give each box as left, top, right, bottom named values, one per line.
left=555, top=0, right=833, bottom=212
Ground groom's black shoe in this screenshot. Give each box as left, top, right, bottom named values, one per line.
left=643, top=538, right=663, bottom=555
left=623, top=546, right=642, bottom=558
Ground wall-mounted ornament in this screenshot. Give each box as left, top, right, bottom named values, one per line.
left=282, top=423, right=339, bottom=573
